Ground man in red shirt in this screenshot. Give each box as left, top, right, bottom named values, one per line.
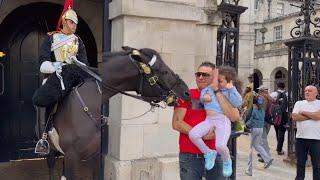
left=172, top=62, right=240, bottom=180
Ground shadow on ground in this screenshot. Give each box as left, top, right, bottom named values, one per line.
left=0, top=157, right=92, bottom=180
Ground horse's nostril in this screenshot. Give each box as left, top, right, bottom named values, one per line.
left=184, top=91, right=190, bottom=97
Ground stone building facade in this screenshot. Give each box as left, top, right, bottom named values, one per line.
left=248, top=0, right=313, bottom=91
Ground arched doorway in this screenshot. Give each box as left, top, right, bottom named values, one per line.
left=0, top=2, right=97, bottom=161
left=253, top=69, right=263, bottom=92
left=271, top=67, right=287, bottom=91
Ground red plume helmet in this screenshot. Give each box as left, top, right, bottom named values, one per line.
left=56, top=0, right=78, bottom=31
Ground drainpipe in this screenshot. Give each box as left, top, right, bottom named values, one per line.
left=101, top=0, right=112, bottom=179
left=267, top=0, right=272, bottom=19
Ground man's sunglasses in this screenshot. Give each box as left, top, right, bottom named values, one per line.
left=195, top=72, right=210, bottom=77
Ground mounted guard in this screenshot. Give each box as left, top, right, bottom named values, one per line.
left=32, top=0, right=92, bottom=155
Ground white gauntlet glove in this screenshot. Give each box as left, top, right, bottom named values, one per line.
left=40, top=61, right=55, bottom=74
left=40, top=61, right=63, bottom=74
left=52, top=62, right=63, bottom=73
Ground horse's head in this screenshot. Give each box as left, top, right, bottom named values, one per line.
left=122, top=46, right=190, bottom=106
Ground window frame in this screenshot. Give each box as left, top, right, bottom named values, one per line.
left=276, top=2, right=285, bottom=16
left=274, top=25, right=283, bottom=41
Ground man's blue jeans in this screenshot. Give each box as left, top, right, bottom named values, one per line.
left=179, top=152, right=226, bottom=180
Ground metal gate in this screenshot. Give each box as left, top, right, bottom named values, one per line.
left=216, top=1, right=247, bottom=179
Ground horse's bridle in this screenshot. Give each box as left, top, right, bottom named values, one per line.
left=74, top=49, right=183, bottom=107
left=73, top=50, right=185, bottom=128
left=128, top=52, right=183, bottom=106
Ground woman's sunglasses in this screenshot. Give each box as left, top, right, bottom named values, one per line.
left=195, top=72, right=210, bottom=78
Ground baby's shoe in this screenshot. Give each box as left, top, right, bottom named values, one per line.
left=223, top=159, right=233, bottom=177
left=204, top=150, right=217, bottom=170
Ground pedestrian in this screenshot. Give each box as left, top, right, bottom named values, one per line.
left=292, top=85, right=320, bottom=180
left=242, top=83, right=253, bottom=134
left=257, top=85, right=273, bottom=162
left=270, top=82, right=288, bottom=155
left=245, top=93, right=273, bottom=176
left=242, top=84, right=253, bottom=118
left=188, top=66, right=242, bottom=177
left=247, top=74, right=253, bottom=92
left=172, top=61, right=240, bottom=180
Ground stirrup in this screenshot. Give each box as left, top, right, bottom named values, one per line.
left=34, top=133, right=50, bottom=155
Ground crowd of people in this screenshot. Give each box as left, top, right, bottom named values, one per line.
left=171, top=63, right=281, bottom=179
left=172, top=62, right=241, bottom=179
left=172, top=65, right=320, bottom=179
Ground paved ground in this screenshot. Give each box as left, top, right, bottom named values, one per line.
left=0, top=158, right=91, bottom=180
left=0, top=127, right=314, bottom=180
left=236, top=127, right=313, bottom=180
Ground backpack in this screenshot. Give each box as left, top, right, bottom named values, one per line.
left=268, top=101, right=282, bottom=126
left=276, top=91, right=288, bottom=113
left=269, top=91, right=287, bottom=126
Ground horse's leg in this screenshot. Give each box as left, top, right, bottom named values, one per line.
left=89, top=153, right=101, bottom=180
left=46, top=150, right=56, bottom=180
left=61, top=159, right=66, bottom=180
left=64, top=149, right=80, bottom=180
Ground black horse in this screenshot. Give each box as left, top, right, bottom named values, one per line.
left=45, top=47, right=190, bottom=179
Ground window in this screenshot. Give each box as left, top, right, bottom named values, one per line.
left=255, top=0, right=261, bottom=10
left=274, top=25, right=282, bottom=41
left=275, top=71, right=285, bottom=79
left=255, top=29, right=262, bottom=44
left=277, top=3, right=284, bottom=16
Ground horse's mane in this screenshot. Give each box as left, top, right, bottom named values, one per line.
left=102, top=48, right=162, bottom=62
left=139, top=48, right=161, bottom=59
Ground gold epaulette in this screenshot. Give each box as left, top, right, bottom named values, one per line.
left=47, top=31, right=60, bottom=36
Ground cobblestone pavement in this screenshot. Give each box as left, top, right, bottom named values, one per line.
left=236, top=127, right=313, bottom=180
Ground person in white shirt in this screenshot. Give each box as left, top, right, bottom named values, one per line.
left=292, top=85, right=320, bottom=180
left=270, top=82, right=288, bottom=155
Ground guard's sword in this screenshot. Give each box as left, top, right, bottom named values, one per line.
left=70, top=56, right=102, bottom=82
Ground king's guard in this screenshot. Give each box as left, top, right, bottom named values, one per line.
left=33, top=0, right=91, bottom=155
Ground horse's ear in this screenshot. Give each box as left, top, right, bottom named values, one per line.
left=122, top=46, right=135, bottom=52
left=131, top=50, right=142, bottom=61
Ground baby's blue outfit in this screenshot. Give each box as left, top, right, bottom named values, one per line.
left=200, top=86, right=242, bottom=111
left=189, top=85, right=242, bottom=175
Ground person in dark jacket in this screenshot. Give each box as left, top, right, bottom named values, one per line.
left=245, top=94, right=273, bottom=176
left=32, top=0, right=90, bottom=155
left=257, top=86, right=273, bottom=162
left=270, top=82, right=288, bottom=155
left=32, top=1, right=90, bottom=108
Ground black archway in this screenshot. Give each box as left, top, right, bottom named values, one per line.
left=0, top=2, right=98, bottom=161
left=253, top=69, right=263, bottom=93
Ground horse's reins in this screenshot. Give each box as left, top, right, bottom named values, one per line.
left=95, top=51, right=179, bottom=107
left=73, top=50, right=184, bottom=126
left=72, top=55, right=163, bottom=107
